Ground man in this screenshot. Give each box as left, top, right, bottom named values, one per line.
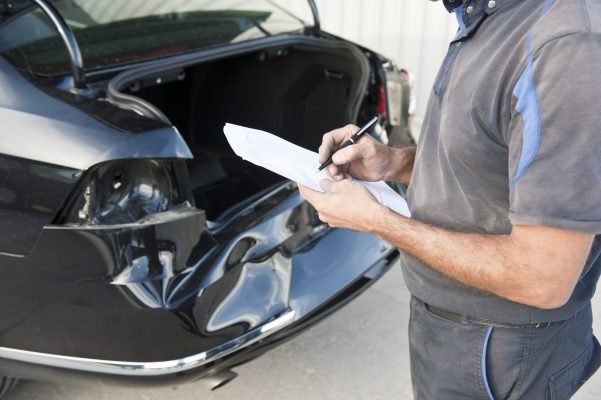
left=299, top=0, right=601, bottom=398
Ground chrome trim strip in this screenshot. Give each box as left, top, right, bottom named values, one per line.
left=0, top=310, right=296, bottom=376
left=0, top=252, right=25, bottom=259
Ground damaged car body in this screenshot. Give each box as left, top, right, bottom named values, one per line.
left=0, top=0, right=408, bottom=394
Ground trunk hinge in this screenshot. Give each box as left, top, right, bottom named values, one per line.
left=307, top=0, right=321, bottom=36
left=32, top=0, right=87, bottom=90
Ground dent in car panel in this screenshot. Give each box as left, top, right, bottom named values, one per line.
left=0, top=183, right=393, bottom=364
left=207, top=254, right=291, bottom=332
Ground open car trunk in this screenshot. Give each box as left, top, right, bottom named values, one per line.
left=0, top=6, right=404, bottom=387
left=118, top=42, right=369, bottom=219
left=0, top=38, right=397, bottom=381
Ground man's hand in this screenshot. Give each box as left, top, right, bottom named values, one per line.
left=319, top=124, right=415, bottom=184
left=298, top=180, right=384, bottom=232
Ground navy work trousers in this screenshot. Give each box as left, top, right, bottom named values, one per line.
left=409, top=297, right=601, bottom=399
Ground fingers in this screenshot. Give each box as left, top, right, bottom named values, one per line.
left=320, top=179, right=336, bottom=192
left=298, top=184, right=321, bottom=203
left=318, top=134, right=336, bottom=165
left=299, top=180, right=337, bottom=200
left=326, top=162, right=352, bottom=181
left=318, top=124, right=359, bottom=164
left=332, top=138, right=378, bottom=165
left=331, top=143, right=362, bottom=166
left=326, top=163, right=344, bottom=180
left=321, top=178, right=357, bottom=193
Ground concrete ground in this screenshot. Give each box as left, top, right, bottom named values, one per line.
left=5, top=264, right=601, bottom=400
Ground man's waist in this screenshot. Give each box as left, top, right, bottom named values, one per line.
left=400, top=253, right=591, bottom=324
left=412, top=296, right=569, bottom=328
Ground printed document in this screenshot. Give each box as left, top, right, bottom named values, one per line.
left=223, top=123, right=410, bottom=217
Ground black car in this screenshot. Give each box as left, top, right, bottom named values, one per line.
left=0, top=0, right=409, bottom=396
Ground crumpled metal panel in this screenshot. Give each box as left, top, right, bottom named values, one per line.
left=104, top=184, right=314, bottom=334
left=206, top=252, right=292, bottom=332
left=0, top=182, right=393, bottom=364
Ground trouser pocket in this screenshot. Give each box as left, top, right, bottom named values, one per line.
left=409, top=298, right=498, bottom=400
left=547, top=336, right=601, bottom=400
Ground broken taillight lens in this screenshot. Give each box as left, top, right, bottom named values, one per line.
left=60, top=159, right=191, bottom=226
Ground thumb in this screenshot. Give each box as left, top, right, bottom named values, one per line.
left=298, top=184, right=321, bottom=202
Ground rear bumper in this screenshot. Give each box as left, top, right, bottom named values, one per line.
left=0, top=309, right=297, bottom=377
left=0, top=183, right=398, bottom=384
left=0, top=249, right=397, bottom=386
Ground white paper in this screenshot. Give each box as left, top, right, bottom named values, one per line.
left=223, top=123, right=411, bottom=217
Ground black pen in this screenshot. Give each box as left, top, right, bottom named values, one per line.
left=318, top=116, right=379, bottom=171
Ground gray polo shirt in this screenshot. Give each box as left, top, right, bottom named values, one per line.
left=404, top=0, right=601, bottom=323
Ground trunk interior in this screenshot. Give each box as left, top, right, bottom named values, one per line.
left=124, top=44, right=368, bottom=220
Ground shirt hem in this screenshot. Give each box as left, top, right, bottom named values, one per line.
left=508, top=212, right=601, bottom=234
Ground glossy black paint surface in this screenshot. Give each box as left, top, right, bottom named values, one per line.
left=0, top=1, right=403, bottom=385
left=41, top=85, right=168, bottom=134
left=0, top=153, right=79, bottom=255
left=0, top=183, right=395, bottom=365
left=0, top=249, right=397, bottom=387
left=0, top=57, right=192, bottom=171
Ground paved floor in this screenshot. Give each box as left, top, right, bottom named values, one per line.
left=5, top=264, right=601, bottom=399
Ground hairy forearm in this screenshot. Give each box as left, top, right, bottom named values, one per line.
left=368, top=206, right=592, bottom=309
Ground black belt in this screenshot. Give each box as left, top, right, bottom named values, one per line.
left=414, top=297, right=559, bottom=329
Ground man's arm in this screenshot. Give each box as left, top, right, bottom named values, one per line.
left=299, top=181, right=594, bottom=310
left=373, top=208, right=593, bottom=309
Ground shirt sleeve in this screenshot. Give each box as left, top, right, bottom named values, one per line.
left=508, top=33, right=601, bottom=233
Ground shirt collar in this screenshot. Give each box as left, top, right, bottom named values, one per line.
left=442, top=0, right=514, bottom=15
left=442, top=0, right=463, bottom=13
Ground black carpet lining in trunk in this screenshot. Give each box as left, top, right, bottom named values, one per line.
left=129, top=46, right=365, bottom=219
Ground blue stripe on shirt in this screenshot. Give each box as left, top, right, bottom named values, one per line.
left=542, top=0, right=555, bottom=16
left=509, top=0, right=555, bottom=189
left=509, top=31, right=542, bottom=190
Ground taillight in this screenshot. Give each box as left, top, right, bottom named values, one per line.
left=60, top=159, right=191, bottom=226
left=376, top=84, right=388, bottom=120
